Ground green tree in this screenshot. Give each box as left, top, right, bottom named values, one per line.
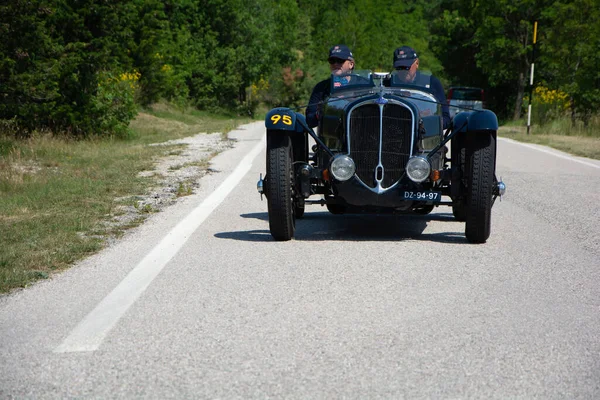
left=430, top=0, right=551, bottom=120
left=0, top=1, right=61, bottom=132
left=538, top=0, right=600, bottom=126
left=303, top=0, right=440, bottom=73
left=0, top=0, right=138, bottom=136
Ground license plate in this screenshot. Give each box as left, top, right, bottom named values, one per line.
left=402, top=190, right=442, bottom=202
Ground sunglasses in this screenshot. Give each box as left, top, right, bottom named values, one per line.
left=328, top=58, right=346, bottom=65
left=395, top=65, right=412, bottom=71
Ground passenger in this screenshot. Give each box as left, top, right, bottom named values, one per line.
left=305, top=44, right=356, bottom=128
left=392, top=46, right=451, bottom=129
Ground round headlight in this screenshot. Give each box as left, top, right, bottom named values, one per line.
left=330, top=155, right=356, bottom=181
left=406, top=156, right=431, bottom=182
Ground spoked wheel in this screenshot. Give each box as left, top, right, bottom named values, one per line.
left=464, top=132, right=496, bottom=243
left=266, top=133, right=295, bottom=241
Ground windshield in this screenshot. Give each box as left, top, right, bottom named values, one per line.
left=387, top=71, right=440, bottom=118
left=389, top=71, right=433, bottom=91
left=329, top=69, right=374, bottom=93
left=325, top=69, right=441, bottom=119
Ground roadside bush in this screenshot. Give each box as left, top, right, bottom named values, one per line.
left=254, top=66, right=316, bottom=110
left=532, top=86, right=570, bottom=125
left=0, top=68, right=138, bottom=139
left=90, top=71, right=139, bottom=138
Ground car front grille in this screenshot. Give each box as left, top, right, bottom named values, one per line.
left=348, top=102, right=413, bottom=189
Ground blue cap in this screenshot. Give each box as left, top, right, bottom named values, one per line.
left=393, top=46, right=418, bottom=68
left=328, top=45, right=354, bottom=61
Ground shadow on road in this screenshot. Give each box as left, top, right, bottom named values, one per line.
left=215, top=211, right=467, bottom=244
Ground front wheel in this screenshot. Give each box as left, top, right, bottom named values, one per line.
left=464, top=132, right=496, bottom=243
left=451, top=134, right=467, bottom=222
left=266, top=133, right=295, bottom=240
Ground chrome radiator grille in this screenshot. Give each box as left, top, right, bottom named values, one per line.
left=348, top=102, right=413, bottom=189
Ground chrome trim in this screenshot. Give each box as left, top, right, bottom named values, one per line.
left=330, top=155, right=356, bottom=181
left=497, top=180, right=506, bottom=196
left=257, top=173, right=264, bottom=201
left=346, top=98, right=416, bottom=193
left=406, top=156, right=431, bottom=183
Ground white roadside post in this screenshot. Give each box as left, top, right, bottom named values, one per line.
left=527, top=21, right=538, bottom=135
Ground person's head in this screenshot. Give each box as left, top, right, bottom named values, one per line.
left=393, top=46, right=419, bottom=82
left=328, top=44, right=355, bottom=76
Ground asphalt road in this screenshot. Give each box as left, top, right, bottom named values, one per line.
left=1, top=122, right=599, bottom=399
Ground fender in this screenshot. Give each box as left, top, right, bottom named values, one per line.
left=451, top=109, right=498, bottom=134
left=467, top=109, right=498, bottom=132
left=451, top=111, right=471, bottom=133
left=265, top=108, right=306, bottom=133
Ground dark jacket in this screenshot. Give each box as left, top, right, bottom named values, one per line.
left=305, top=78, right=331, bottom=128
left=413, top=72, right=451, bottom=129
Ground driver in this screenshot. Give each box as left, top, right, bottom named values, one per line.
left=305, top=44, right=356, bottom=128
left=392, top=46, right=451, bottom=129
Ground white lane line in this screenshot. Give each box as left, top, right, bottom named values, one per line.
left=499, top=137, right=600, bottom=169
left=54, top=137, right=265, bottom=353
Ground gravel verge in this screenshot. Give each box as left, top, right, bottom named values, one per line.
left=106, top=132, right=234, bottom=234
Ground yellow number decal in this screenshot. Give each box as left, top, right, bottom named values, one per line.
left=271, top=114, right=293, bottom=126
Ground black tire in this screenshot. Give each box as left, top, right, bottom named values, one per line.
left=266, top=133, right=295, bottom=241
left=464, top=132, right=496, bottom=243
left=326, top=204, right=346, bottom=215
left=451, top=134, right=467, bottom=222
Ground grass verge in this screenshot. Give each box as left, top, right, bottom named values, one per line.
left=499, top=118, right=600, bottom=160
left=0, top=103, right=252, bottom=293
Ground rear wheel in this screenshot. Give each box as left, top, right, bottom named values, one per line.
left=464, top=132, right=496, bottom=243
left=266, top=133, right=295, bottom=241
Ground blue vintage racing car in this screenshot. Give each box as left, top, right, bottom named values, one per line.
left=257, top=70, right=505, bottom=243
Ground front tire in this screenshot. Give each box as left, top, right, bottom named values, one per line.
left=464, top=132, right=496, bottom=243
left=266, top=133, right=295, bottom=241
left=451, top=134, right=467, bottom=222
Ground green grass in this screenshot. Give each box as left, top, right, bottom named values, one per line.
left=0, top=103, right=252, bottom=293
left=499, top=116, right=600, bottom=160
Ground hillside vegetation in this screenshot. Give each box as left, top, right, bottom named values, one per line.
left=1, top=1, right=598, bottom=293
left=1, top=0, right=599, bottom=135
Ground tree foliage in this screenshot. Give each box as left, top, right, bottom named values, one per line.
left=0, top=0, right=598, bottom=135
left=538, top=0, right=600, bottom=125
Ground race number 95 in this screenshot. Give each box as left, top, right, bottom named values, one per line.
left=271, top=114, right=292, bottom=126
